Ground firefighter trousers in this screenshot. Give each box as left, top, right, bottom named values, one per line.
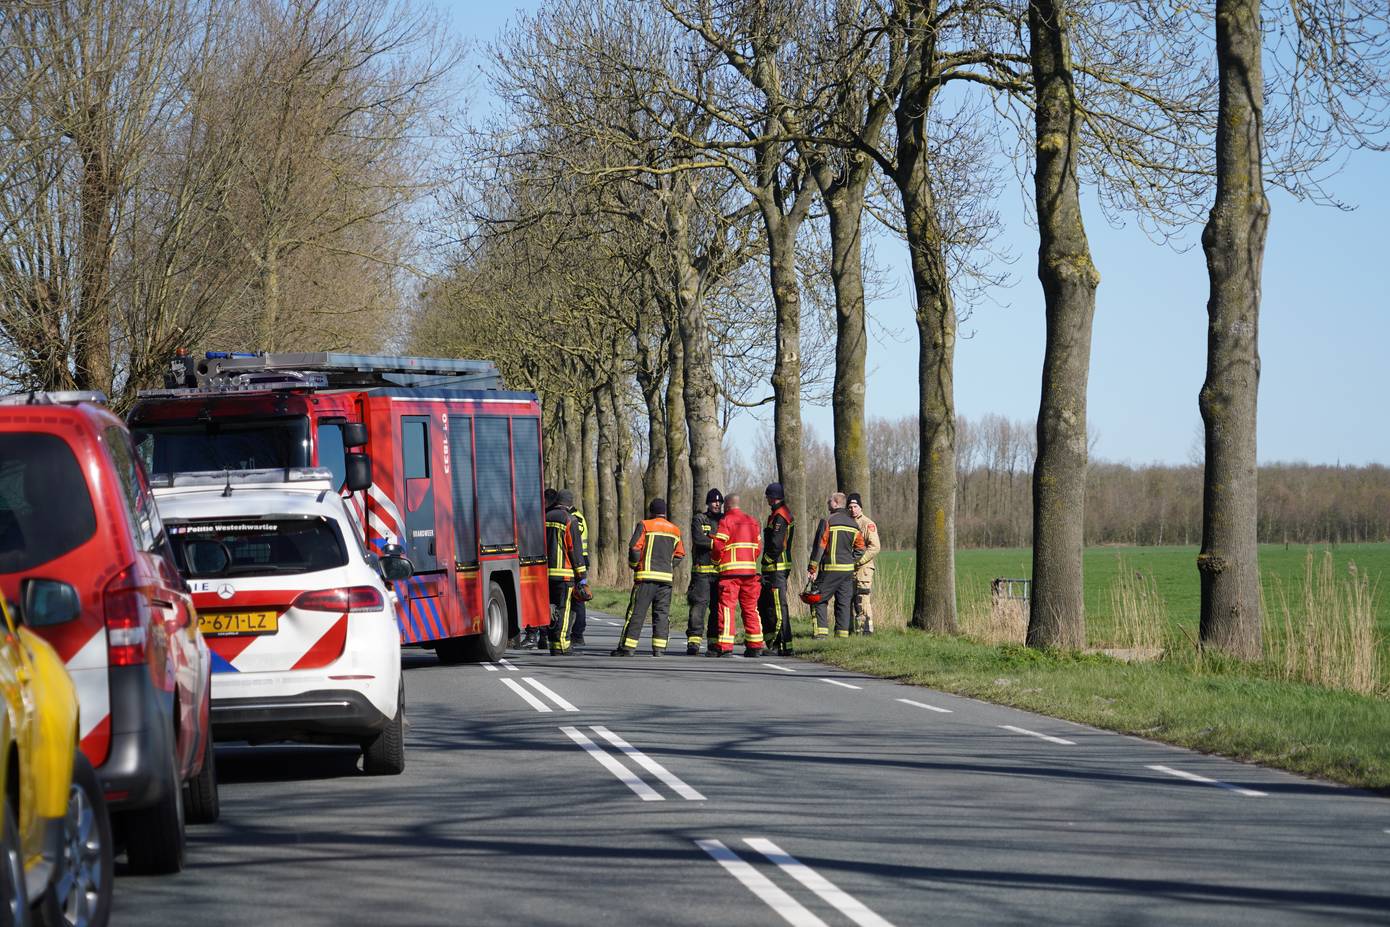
left=547, top=579, right=575, bottom=652
left=686, top=572, right=720, bottom=647
left=758, top=573, right=792, bottom=649
left=853, top=582, right=874, bottom=633
left=813, top=571, right=856, bottom=637
left=620, top=581, right=673, bottom=653
left=572, top=598, right=588, bottom=640
left=716, top=573, right=764, bottom=652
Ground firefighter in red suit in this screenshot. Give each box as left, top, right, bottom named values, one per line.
left=710, top=493, right=765, bottom=657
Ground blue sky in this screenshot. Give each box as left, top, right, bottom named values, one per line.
left=446, top=1, right=1389, bottom=466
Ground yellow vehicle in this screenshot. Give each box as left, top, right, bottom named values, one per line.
left=1, top=582, right=112, bottom=927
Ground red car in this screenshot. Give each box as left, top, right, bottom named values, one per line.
left=0, top=391, right=216, bottom=875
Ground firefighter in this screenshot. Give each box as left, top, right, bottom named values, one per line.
left=808, top=491, right=866, bottom=638
left=686, top=488, right=724, bottom=654
left=523, top=488, right=560, bottom=649
left=613, top=498, right=686, bottom=656
left=847, top=492, right=881, bottom=635
left=758, top=482, right=796, bottom=657
left=570, top=496, right=591, bottom=644
left=711, top=493, right=765, bottom=657
left=544, top=488, right=587, bottom=655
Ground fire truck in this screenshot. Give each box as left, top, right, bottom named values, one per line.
left=127, top=351, right=549, bottom=663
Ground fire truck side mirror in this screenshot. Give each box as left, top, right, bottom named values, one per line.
left=342, top=422, right=368, bottom=448
left=345, top=452, right=372, bottom=492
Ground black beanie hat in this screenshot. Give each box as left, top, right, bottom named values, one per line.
left=544, top=487, right=558, bottom=506
left=847, top=492, right=862, bottom=506
left=648, top=497, right=667, bottom=516
left=765, top=482, right=784, bottom=500
left=706, top=488, right=723, bottom=505
left=558, top=488, right=575, bottom=506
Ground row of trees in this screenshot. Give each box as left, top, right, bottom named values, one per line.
left=0, top=0, right=454, bottom=403
left=418, top=0, right=1388, bottom=658
left=6, top=1, right=1385, bottom=661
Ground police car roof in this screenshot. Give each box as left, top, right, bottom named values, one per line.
left=154, top=483, right=342, bottom=523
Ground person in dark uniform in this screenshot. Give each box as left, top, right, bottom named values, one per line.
left=524, top=488, right=560, bottom=649
left=808, top=492, right=865, bottom=638
left=544, top=489, right=587, bottom=654
left=758, top=482, right=796, bottom=656
left=613, top=498, right=685, bottom=656
left=686, top=488, right=723, bottom=655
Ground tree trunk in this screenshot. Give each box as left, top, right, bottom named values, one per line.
left=1026, top=0, right=1099, bottom=651
left=665, top=333, right=692, bottom=594
left=1198, top=0, right=1267, bottom=659
left=608, top=379, right=634, bottom=536
left=823, top=176, right=871, bottom=508
left=74, top=131, right=114, bottom=393
left=259, top=247, right=281, bottom=352
left=669, top=190, right=725, bottom=511
left=594, top=385, right=620, bottom=582
left=581, top=400, right=600, bottom=576
left=763, top=207, right=807, bottom=571
left=898, top=116, right=958, bottom=634
left=562, top=393, right=583, bottom=492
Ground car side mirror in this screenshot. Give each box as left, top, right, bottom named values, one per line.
left=345, top=452, right=372, bottom=492
left=380, top=555, right=413, bottom=582
left=342, top=422, right=368, bottom=448
left=20, top=578, right=82, bottom=628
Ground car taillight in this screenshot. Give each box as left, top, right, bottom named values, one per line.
left=291, top=586, right=385, bottom=613
left=104, top=566, right=149, bottom=667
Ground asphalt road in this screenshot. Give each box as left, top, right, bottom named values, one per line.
left=113, top=610, right=1390, bottom=926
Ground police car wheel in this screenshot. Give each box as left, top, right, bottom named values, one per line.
left=362, top=682, right=405, bottom=776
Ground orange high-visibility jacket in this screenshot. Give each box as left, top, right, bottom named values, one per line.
left=628, top=516, right=686, bottom=584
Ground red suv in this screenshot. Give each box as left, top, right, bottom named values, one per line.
left=0, top=391, right=216, bottom=875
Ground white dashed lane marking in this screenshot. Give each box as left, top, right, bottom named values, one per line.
left=521, top=677, right=579, bottom=712
left=744, top=838, right=896, bottom=927
left=695, top=840, right=828, bottom=927
left=590, top=725, right=705, bottom=800
left=896, top=698, right=951, bottom=713
left=820, top=678, right=862, bottom=690
left=1000, top=724, right=1076, bottom=746
left=763, top=663, right=797, bottom=673
left=1147, top=765, right=1267, bottom=797
left=562, top=726, right=662, bottom=801
left=501, top=678, right=551, bottom=713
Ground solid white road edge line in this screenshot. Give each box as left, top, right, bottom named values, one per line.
left=896, top=698, right=951, bottom=713
left=501, top=678, right=552, bottom=713
left=694, top=840, right=829, bottom=927
left=999, top=724, right=1076, bottom=746
left=1147, top=764, right=1267, bottom=797
left=820, top=678, right=862, bottom=690
left=522, top=677, right=580, bottom=712
left=763, top=663, right=797, bottom=673
left=745, top=837, right=896, bottom=927
left=498, top=658, right=519, bottom=671
left=590, top=726, right=705, bottom=801
left=561, top=726, right=663, bottom=801
left=484, top=663, right=500, bottom=672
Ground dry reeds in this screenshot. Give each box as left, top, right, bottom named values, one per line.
left=1266, top=552, right=1382, bottom=695
left=958, top=579, right=1028, bottom=645
left=1105, top=560, right=1168, bottom=654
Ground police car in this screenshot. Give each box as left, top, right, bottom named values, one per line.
left=153, top=469, right=410, bottom=775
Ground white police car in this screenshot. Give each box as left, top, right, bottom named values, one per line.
left=153, top=469, right=410, bottom=775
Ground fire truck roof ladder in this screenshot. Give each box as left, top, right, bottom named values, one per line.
left=190, top=352, right=501, bottom=390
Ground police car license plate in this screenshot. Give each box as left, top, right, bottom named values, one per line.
left=198, top=610, right=278, bottom=636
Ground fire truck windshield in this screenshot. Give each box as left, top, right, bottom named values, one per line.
left=130, top=416, right=311, bottom=476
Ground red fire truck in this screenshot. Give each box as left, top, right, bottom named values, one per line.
left=127, top=351, right=549, bottom=663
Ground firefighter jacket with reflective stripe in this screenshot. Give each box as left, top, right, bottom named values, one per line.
left=691, top=510, right=722, bottom=575
left=545, top=504, right=587, bottom=580
left=711, top=506, right=762, bottom=576
left=809, top=509, right=865, bottom=573
left=853, top=511, right=882, bottom=585
left=574, top=509, right=590, bottom=562
left=628, top=516, right=686, bottom=584
left=760, top=503, right=795, bottom=575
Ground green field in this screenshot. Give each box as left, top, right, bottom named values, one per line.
left=873, top=543, right=1390, bottom=652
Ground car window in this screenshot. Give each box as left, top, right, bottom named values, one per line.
left=316, top=423, right=347, bottom=489
left=167, top=517, right=348, bottom=577
left=0, top=433, right=98, bottom=572
left=105, top=426, right=161, bottom=552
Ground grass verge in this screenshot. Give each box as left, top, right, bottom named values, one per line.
left=589, top=582, right=1390, bottom=793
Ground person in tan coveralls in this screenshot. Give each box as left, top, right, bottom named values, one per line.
left=847, top=492, right=882, bottom=634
